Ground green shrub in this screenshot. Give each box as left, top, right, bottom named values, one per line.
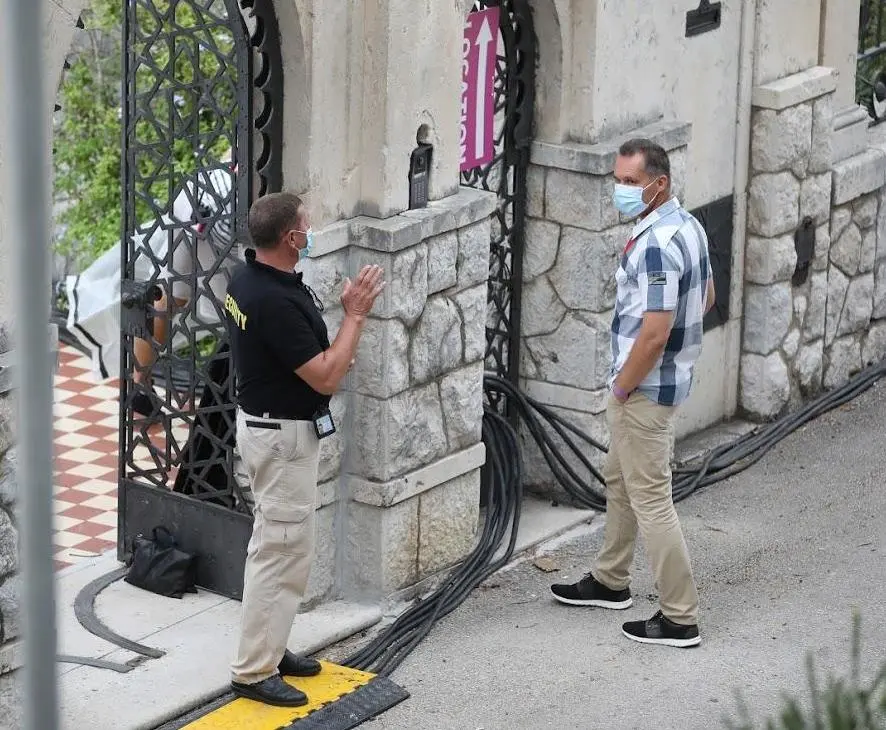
left=725, top=613, right=886, bottom=730
left=54, top=0, right=235, bottom=271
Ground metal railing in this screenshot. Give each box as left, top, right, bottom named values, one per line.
left=0, top=2, right=58, bottom=728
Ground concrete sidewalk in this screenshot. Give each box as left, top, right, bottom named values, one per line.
left=54, top=555, right=383, bottom=730
left=327, top=381, right=886, bottom=730
left=51, top=497, right=595, bottom=730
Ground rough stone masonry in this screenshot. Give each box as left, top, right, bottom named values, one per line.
left=0, top=325, right=21, bottom=722
left=291, top=188, right=495, bottom=602
left=516, top=120, right=691, bottom=499
left=741, top=67, right=886, bottom=421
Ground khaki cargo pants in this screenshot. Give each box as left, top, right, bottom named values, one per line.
left=593, top=392, right=699, bottom=625
left=230, top=408, right=320, bottom=685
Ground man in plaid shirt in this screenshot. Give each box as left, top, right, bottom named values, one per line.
left=552, top=139, right=715, bottom=648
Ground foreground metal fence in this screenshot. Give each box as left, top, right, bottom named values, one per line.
left=858, top=0, right=886, bottom=123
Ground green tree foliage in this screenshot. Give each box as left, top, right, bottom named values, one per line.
left=54, top=0, right=237, bottom=270
left=53, top=0, right=124, bottom=269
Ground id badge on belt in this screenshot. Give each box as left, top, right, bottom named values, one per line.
left=312, top=408, right=336, bottom=440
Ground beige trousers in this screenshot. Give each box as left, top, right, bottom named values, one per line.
left=593, top=393, right=699, bottom=625
left=230, top=409, right=320, bottom=685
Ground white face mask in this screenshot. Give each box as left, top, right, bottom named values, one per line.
left=302, top=228, right=314, bottom=257
left=612, top=180, right=656, bottom=218
left=292, top=228, right=314, bottom=260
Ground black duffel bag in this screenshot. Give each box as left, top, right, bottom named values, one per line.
left=124, top=526, right=198, bottom=599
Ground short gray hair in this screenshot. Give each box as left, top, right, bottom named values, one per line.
left=247, top=192, right=305, bottom=249
left=618, top=138, right=670, bottom=180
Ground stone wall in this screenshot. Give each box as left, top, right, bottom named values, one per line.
left=298, top=187, right=495, bottom=599
left=740, top=67, right=886, bottom=421
left=518, top=120, right=693, bottom=496
left=0, top=359, right=19, bottom=724
left=0, top=101, right=18, bottom=721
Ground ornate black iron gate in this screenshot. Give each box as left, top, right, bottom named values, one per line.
left=460, top=0, right=536, bottom=409
left=118, top=0, right=282, bottom=598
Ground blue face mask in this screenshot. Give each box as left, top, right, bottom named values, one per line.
left=612, top=181, right=655, bottom=218
left=301, top=228, right=314, bottom=258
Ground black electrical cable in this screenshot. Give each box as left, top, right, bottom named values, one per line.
left=52, top=311, right=886, bottom=679
left=343, top=360, right=886, bottom=676
left=344, top=406, right=523, bottom=676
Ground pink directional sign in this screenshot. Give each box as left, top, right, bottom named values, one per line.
left=460, top=7, right=499, bottom=172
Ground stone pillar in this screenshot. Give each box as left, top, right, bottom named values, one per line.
left=563, top=0, right=728, bottom=146
left=740, top=66, right=886, bottom=420
left=0, top=446, right=20, bottom=723
left=300, top=188, right=495, bottom=598
left=358, top=0, right=462, bottom=218
left=820, top=0, right=870, bottom=163
left=753, top=0, right=822, bottom=88
left=518, top=120, right=692, bottom=498
left=828, top=142, right=886, bottom=378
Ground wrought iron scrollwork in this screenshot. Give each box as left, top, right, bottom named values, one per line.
left=239, top=0, right=283, bottom=198
left=460, top=0, right=536, bottom=412
left=120, top=0, right=282, bottom=523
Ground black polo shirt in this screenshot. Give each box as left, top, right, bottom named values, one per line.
left=225, top=249, right=330, bottom=420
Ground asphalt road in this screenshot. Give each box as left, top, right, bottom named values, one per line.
left=355, top=381, right=886, bottom=730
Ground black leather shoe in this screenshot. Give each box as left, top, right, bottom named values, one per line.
left=278, top=649, right=322, bottom=677
left=131, top=389, right=160, bottom=419
left=231, top=675, right=308, bottom=707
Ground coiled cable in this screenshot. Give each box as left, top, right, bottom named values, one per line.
left=55, top=300, right=886, bottom=678
left=344, top=361, right=886, bottom=675
left=345, top=406, right=524, bottom=676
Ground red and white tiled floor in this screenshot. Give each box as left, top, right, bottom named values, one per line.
left=53, top=344, right=194, bottom=571
left=52, top=346, right=122, bottom=571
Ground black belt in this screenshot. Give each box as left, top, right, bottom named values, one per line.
left=244, top=420, right=281, bottom=430
left=239, top=408, right=309, bottom=429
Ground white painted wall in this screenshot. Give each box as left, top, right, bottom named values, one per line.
left=753, top=0, right=822, bottom=87
left=280, top=0, right=464, bottom=223
left=359, top=0, right=463, bottom=218
left=820, top=0, right=861, bottom=110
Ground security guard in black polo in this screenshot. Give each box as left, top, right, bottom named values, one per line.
left=225, top=191, right=385, bottom=707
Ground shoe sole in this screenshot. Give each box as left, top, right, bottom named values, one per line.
left=621, top=630, right=701, bottom=648
left=231, top=686, right=308, bottom=707
left=551, top=594, right=633, bottom=610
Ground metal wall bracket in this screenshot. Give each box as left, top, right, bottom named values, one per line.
left=792, top=216, right=816, bottom=287
left=691, top=195, right=733, bottom=331
left=686, top=0, right=722, bottom=37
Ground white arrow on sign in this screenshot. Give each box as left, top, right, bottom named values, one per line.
left=474, top=15, right=495, bottom=161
